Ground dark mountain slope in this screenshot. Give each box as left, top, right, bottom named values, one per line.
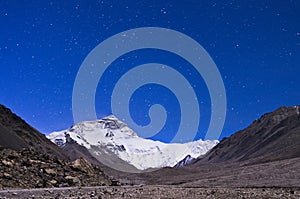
left=0, top=105, right=67, bottom=159
left=0, top=124, right=27, bottom=150
left=174, top=155, right=197, bottom=168
left=0, top=104, right=112, bottom=188
left=118, top=106, right=300, bottom=187
left=196, top=105, right=300, bottom=164
left=62, top=137, right=102, bottom=166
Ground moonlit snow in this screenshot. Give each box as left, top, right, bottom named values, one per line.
left=47, top=115, right=218, bottom=170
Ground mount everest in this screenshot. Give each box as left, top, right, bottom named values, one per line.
left=47, top=115, right=218, bottom=171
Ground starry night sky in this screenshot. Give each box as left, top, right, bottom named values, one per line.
left=0, top=1, right=299, bottom=142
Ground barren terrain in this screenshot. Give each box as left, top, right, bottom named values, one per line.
left=0, top=186, right=299, bottom=199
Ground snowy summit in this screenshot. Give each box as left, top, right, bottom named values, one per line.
left=47, top=115, right=218, bottom=171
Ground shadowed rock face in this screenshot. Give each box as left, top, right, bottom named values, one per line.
left=61, top=140, right=102, bottom=166
left=195, top=105, right=300, bottom=164
left=174, top=155, right=197, bottom=168
left=0, top=105, right=67, bottom=160
left=0, top=125, right=27, bottom=150
left=0, top=104, right=111, bottom=189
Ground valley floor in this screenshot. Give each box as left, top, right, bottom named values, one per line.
left=0, top=186, right=299, bottom=199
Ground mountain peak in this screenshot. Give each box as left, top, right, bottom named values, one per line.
left=102, top=114, right=119, bottom=120
left=250, top=105, right=300, bottom=128
left=48, top=116, right=218, bottom=171
left=195, top=104, right=300, bottom=164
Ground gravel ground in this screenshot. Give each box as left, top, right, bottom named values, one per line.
left=0, top=186, right=299, bottom=199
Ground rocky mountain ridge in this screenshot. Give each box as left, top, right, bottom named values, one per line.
left=0, top=147, right=110, bottom=189
left=195, top=105, right=300, bottom=164
left=0, top=105, right=67, bottom=160
left=0, top=104, right=111, bottom=189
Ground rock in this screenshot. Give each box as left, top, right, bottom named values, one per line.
left=100, top=181, right=107, bottom=186
left=0, top=147, right=111, bottom=189
left=3, top=172, right=12, bottom=179
left=65, top=176, right=81, bottom=186
left=7, top=151, right=19, bottom=159
left=35, top=181, right=44, bottom=188
left=29, top=159, right=42, bottom=164
left=50, top=180, right=57, bottom=185
left=2, top=160, right=13, bottom=167
left=70, top=158, right=94, bottom=175
left=44, top=168, right=56, bottom=176
left=90, top=192, right=95, bottom=197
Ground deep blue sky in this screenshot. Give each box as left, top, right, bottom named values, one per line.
left=0, top=1, right=299, bottom=142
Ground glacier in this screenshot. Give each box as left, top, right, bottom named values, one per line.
left=47, top=115, right=218, bottom=171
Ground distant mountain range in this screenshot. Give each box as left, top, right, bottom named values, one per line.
left=1, top=104, right=300, bottom=188
left=47, top=115, right=218, bottom=172
left=128, top=105, right=300, bottom=187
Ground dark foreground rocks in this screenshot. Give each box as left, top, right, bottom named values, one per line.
left=0, top=147, right=111, bottom=189
left=0, top=186, right=299, bottom=199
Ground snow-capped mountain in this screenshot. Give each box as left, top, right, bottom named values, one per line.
left=173, top=155, right=197, bottom=168
left=47, top=115, right=218, bottom=171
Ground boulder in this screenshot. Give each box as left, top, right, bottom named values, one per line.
left=70, top=158, right=94, bottom=175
